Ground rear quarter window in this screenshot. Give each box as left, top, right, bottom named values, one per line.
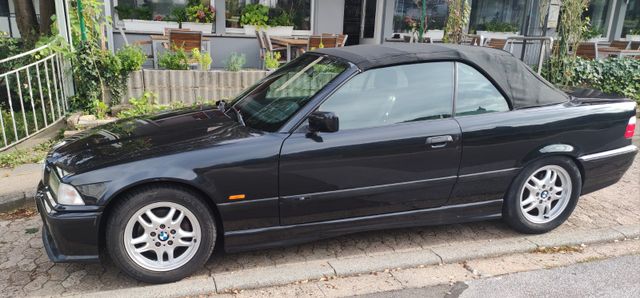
left=456, top=63, right=510, bottom=116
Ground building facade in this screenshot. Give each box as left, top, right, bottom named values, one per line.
left=2, top=0, right=639, bottom=68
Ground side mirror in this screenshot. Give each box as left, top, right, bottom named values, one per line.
left=308, top=111, right=339, bottom=133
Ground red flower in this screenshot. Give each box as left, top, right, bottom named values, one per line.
left=154, top=15, right=164, bottom=21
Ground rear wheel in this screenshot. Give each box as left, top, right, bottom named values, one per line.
left=503, top=156, right=582, bottom=234
left=106, top=185, right=216, bottom=283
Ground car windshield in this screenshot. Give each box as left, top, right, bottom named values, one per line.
left=228, top=55, right=349, bottom=132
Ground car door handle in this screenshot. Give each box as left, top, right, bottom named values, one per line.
left=426, top=135, right=453, bottom=148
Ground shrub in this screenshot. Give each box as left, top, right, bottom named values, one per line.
left=158, top=47, right=190, bottom=70
left=569, top=58, right=640, bottom=103
left=191, top=48, right=212, bottom=70
left=225, top=52, right=246, bottom=71
left=264, top=51, right=281, bottom=70
left=482, top=21, right=519, bottom=33
left=240, top=3, right=269, bottom=27
left=117, top=45, right=146, bottom=72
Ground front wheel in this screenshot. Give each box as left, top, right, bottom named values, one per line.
left=503, top=156, right=582, bottom=234
left=106, top=185, right=216, bottom=283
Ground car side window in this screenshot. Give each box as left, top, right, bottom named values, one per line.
left=455, top=63, right=510, bottom=116
left=319, top=62, right=454, bottom=130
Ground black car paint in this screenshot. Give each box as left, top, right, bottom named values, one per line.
left=38, top=58, right=637, bottom=262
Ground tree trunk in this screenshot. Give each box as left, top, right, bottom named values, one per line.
left=13, top=0, right=40, bottom=46
left=40, top=0, right=56, bottom=36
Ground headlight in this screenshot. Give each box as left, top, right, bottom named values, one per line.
left=57, top=183, right=85, bottom=205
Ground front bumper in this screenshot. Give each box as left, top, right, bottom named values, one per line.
left=579, top=145, right=638, bottom=195
left=36, top=182, right=101, bottom=262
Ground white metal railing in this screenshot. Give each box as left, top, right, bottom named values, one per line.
left=504, top=36, right=555, bottom=74
left=0, top=43, right=70, bottom=151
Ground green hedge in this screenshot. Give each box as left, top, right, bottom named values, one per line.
left=569, top=58, right=640, bottom=103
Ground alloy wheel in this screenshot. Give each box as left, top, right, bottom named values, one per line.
left=519, top=165, right=572, bottom=224
left=123, top=202, right=202, bottom=271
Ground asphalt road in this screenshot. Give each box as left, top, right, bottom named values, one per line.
left=358, top=254, right=640, bottom=298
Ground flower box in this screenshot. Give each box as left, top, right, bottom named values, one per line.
left=121, top=20, right=179, bottom=32
left=182, top=22, right=214, bottom=33
left=626, top=35, right=640, bottom=41
left=477, top=30, right=519, bottom=40
left=425, top=29, right=444, bottom=41
left=243, top=25, right=294, bottom=36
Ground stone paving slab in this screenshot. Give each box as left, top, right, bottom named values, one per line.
left=0, top=151, right=637, bottom=297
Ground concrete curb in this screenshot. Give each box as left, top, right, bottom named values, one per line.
left=74, top=224, right=640, bottom=298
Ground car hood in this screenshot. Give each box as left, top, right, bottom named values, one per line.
left=48, top=106, right=257, bottom=174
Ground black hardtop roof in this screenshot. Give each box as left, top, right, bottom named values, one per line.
left=314, top=44, right=568, bottom=109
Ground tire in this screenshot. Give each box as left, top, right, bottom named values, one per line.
left=503, top=156, right=582, bottom=234
left=106, top=185, right=216, bottom=283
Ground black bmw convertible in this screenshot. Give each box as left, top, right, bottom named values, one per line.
left=37, top=44, right=637, bottom=283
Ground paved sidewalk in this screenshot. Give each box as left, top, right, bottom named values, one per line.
left=0, top=151, right=638, bottom=297
left=0, top=163, right=41, bottom=212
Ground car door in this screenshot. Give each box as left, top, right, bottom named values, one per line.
left=448, top=62, right=516, bottom=206
left=278, top=62, right=462, bottom=225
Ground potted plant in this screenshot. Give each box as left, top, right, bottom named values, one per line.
left=476, top=21, right=519, bottom=40
left=582, top=24, right=604, bottom=42
left=115, top=4, right=178, bottom=32
left=627, top=29, right=640, bottom=41
left=264, top=51, right=281, bottom=71
left=267, top=9, right=294, bottom=36
left=184, top=2, right=216, bottom=33
left=240, top=3, right=269, bottom=35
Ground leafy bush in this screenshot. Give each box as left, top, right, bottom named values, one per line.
left=264, top=51, right=281, bottom=70
left=114, top=4, right=152, bottom=20
left=191, top=48, right=212, bottom=70
left=186, top=3, right=215, bottom=23
left=240, top=3, right=269, bottom=27
left=91, top=99, right=109, bottom=119
left=482, top=21, right=519, bottom=33
left=116, top=45, right=146, bottom=72
left=569, top=58, right=640, bottom=103
left=225, top=52, right=246, bottom=71
left=269, top=9, right=293, bottom=27
left=158, top=47, right=190, bottom=70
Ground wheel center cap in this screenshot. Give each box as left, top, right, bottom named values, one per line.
left=541, top=191, right=549, bottom=199
left=158, top=231, right=169, bottom=241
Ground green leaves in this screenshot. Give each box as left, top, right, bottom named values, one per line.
left=569, top=58, right=640, bottom=103
left=226, top=52, right=246, bottom=72
left=240, top=3, right=270, bottom=27
left=117, top=45, right=147, bottom=72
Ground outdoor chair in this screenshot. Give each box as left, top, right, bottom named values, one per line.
left=169, top=30, right=203, bottom=52
left=262, top=31, right=288, bottom=62
left=486, top=38, right=507, bottom=50
left=575, top=42, right=598, bottom=60
left=462, top=34, right=482, bottom=46
left=322, top=33, right=349, bottom=47
left=308, top=35, right=339, bottom=50
left=609, top=40, right=630, bottom=50
left=255, top=30, right=267, bottom=68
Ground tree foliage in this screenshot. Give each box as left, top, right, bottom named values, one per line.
left=443, top=0, right=470, bottom=44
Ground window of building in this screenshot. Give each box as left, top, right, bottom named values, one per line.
left=225, top=0, right=311, bottom=33
left=114, top=0, right=213, bottom=22
left=583, top=0, right=612, bottom=37
left=455, top=63, right=509, bottom=116
left=0, top=0, right=9, bottom=17
left=319, top=62, right=454, bottom=131
left=392, top=0, right=448, bottom=33
left=469, top=0, right=526, bottom=33
left=622, top=0, right=640, bottom=38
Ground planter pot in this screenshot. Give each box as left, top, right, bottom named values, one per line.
left=587, top=37, right=606, bottom=43
left=182, top=22, right=214, bottom=33
left=121, top=20, right=179, bottom=32
left=267, top=26, right=294, bottom=36
left=477, top=31, right=519, bottom=40
left=425, top=29, right=444, bottom=41
left=626, top=35, right=640, bottom=41
left=243, top=25, right=294, bottom=36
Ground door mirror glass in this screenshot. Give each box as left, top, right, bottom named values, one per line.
left=308, top=111, right=339, bottom=133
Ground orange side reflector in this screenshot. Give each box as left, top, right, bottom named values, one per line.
left=228, top=194, right=246, bottom=200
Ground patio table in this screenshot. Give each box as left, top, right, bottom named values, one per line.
left=150, top=35, right=212, bottom=68
left=270, top=37, right=309, bottom=62
left=598, top=46, right=640, bottom=59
